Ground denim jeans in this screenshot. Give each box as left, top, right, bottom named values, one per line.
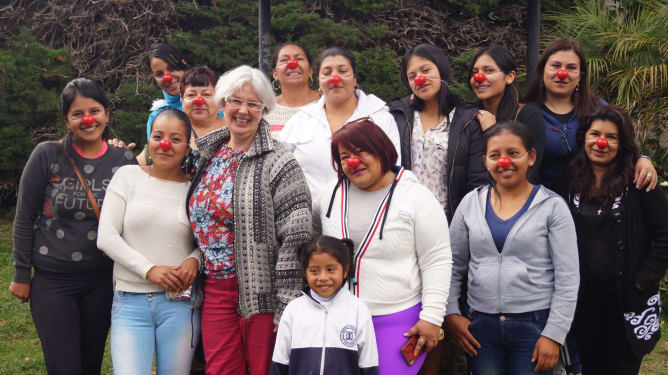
left=110, top=291, right=201, bottom=375
left=468, top=308, right=552, bottom=375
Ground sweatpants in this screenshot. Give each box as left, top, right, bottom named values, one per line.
left=30, top=268, right=113, bottom=375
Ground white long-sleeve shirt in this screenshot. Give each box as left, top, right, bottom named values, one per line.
left=97, top=165, right=200, bottom=293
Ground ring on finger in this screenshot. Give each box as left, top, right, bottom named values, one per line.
left=647, top=173, right=652, bottom=177
left=418, top=337, right=426, bottom=344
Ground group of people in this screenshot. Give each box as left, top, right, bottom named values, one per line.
left=9, top=37, right=667, bottom=375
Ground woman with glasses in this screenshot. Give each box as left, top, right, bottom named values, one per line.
left=523, top=39, right=656, bottom=194
left=187, top=65, right=312, bottom=375
left=280, top=46, right=401, bottom=198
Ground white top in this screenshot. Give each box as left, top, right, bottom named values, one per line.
left=279, top=90, right=402, bottom=198
left=264, top=103, right=308, bottom=139
left=97, top=165, right=200, bottom=293
left=313, top=169, right=452, bottom=326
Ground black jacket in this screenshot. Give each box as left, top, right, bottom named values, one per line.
left=389, top=96, right=488, bottom=221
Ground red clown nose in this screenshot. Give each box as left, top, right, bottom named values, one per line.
left=473, top=73, right=486, bottom=83
left=328, top=75, right=341, bottom=85
left=497, top=157, right=512, bottom=169
left=81, top=115, right=95, bottom=126
left=556, top=70, right=569, bottom=79
left=193, top=96, right=206, bottom=106
left=596, top=138, right=609, bottom=148
left=414, top=75, right=427, bottom=86
left=159, top=139, right=172, bottom=151
left=346, top=157, right=361, bottom=168
left=162, top=73, right=173, bottom=83
left=286, top=59, right=299, bottom=69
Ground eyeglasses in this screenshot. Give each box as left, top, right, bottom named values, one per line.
left=224, top=97, right=264, bottom=112
left=544, top=65, right=581, bottom=77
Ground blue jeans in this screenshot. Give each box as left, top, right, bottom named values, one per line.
left=468, top=309, right=552, bottom=375
left=110, top=291, right=201, bottom=375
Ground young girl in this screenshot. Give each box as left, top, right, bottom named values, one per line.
left=445, top=121, right=579, bottom=375
left=271, top=235, right=379, bottom=375
left=97, top=109, right=201, bottom=374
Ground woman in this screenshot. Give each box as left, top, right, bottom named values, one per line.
left=445, top=121, right=580, bottom=375
left=97, top=109, right=201, bottom=374
left=280, top=46, right=401, bottom=198
left=312, top=119, right=452, bottom=374
left=187, top=65, right=312, bottom=375
left=266, top=42, right=320, bottom=138
left=389, top=43, right=487, bottom=222
left=468, top=45, right=545, bottom=182
left=9, top=78, right=136, bottom=374
left=567, top=105, right=668, bottom=374
left=523, top=39, right=656, bottom=193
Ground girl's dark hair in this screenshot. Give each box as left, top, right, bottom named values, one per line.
left=468, top=45, right=518, bottom=122
left=567, top=105, right=637, bottom=207
left=314, top=46, right=356, bottom=76
left=60, top=78, right=111, bottom=155
left=153, top=108, right=194, bottom=145
left=180, top=66, right=218, bottom=95
left=400, top=43, right=460, bottom=116
left=331, top=118, right=398, bottom=181
left=523, top=39, right=600, bottom=125
left=271, top=42, right=313, bottom=68
left=483, top=120, right=535, bottom=154
left=300, top=235, right=355, bottom=284
left=147, top=43, right=190, bottom=72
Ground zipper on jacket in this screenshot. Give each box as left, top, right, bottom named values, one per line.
left=320, top=309, right=328, bottom=375
left=497, top=253, right=503, bottom=312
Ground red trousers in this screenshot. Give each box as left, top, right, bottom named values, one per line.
left=201, top=277, right=276, bottom=375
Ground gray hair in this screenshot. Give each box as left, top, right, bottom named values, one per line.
left=214, top=65, right=276, bottom=115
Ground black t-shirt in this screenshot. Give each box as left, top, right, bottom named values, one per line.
left=542, top=104, right=574, bottom=124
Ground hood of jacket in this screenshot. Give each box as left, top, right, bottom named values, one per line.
left=301, top=89, right=389, bottom=126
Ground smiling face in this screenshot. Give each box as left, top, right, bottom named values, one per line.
left=305, top=251, right=348, bottom=299
left=470, top=53, right=515, bottom=103
left=585, top=119, right=619, bottom=168
left=221, top=83, right=263, bottom=141
left=65, top=94, right=109, bottom=146
left=542, top=50, right=581, bottom=98
left=148, top=114, right=190, bottom=171
left=484, top=129, right=536, bottom=189
left=150, top=57, right=185, bottom=96
left=338, top=144, right=388, bottom=191
left=405, top=55, right=442, bottom=102
left=318, top=55, right=356, bottom=104
left=182, top=83, right=217, bottom=123
left=273, top=44, right=312, bottom=88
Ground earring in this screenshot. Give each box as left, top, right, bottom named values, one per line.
left=354, top=84, right=360, bottom=91
left=575, top=83, right=580, bottom=92
left=272, top=79, right=281, bottom=92
left=409, top=93, right=415, bottom=106
left=308, top=77, right=313, bottom=88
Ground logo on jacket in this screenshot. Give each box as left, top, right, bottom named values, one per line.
left=340, top=325, right=357, bottom=347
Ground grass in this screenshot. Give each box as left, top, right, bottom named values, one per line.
left=0, top=219, right=666, bottom=374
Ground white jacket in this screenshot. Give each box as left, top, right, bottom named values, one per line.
left=279, top=90, right=401, bottom=198
left=270, top=287, right=379, bottom=375
left=313, top=169, right=452, bottom=326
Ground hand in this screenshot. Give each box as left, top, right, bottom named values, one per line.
left=532, top=336, right=559, bottom=372
left=108, top=138, right=136, bottom=150
left=634, top=157, right=657, bottom=191
left=404, top=319, right=440, bottom=357
left=173, top=257, right=199, bottom=292
left=445, top=314, right=481, bottom=356
left=476, top=110, right=497, bottom=132
left=146, top=266, right=184, bottom=292
left=9, top=282, right=30, bottom=303
left=273, top=324, right=278, bottom=333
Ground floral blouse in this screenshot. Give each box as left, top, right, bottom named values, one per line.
left=189, top=144, right=243, bottom=279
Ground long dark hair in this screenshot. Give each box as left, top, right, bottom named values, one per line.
left=299, top=235, right=355, bottom=285
left=272, top=42, right=313, bottom=68
left=567, top=105, right=637, bottom=207
left=523, top=39, right=600, bottom=125
left=152, top=108, right=193, bottom=146
left=400, top=43, right=460, bottom=116
left=469, top=45, right=518, bottom=122
left=60, top=78, right=111, bottom=156
left=147, top=43, right=190, bottom=72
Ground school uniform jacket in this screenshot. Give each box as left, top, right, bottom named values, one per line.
left=270, top=287, right=379, bottom=375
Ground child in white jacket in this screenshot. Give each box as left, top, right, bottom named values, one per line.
left=271, top=236, right=379, bottom=375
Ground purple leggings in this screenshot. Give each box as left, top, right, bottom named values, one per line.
left=372, top=303, right=425, bottom=375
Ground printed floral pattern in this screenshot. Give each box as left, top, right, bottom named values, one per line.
left=624, top=293, right=661, bottom=341
left=410, top=110, right=450, bottom=210
left=189, top=144, right=243, bottom=278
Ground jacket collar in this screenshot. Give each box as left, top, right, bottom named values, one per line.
left=195, top=119, right=274, bottom=161
left=474, top=184, right=555, bottom=213
left=301, top=89, right=388, bottom=126
left=302, top=283, right=351, bottom=308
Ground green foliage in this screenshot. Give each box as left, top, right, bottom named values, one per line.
left=108, top=79, right=162, bottom=149
left=448, top=0, right=500, bottom=15
left=353, top=48, right=403, bottom=101
left=341, top=0, right=393, bottom=15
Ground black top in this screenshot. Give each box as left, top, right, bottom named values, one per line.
left=516, top=104, right=547, bottom=183
left=542, top=104, right=574, bottom=125
left=12, top=141, right=137, bottom=282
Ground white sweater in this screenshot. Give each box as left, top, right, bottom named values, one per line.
left=313, top=169, right=452, bottom=326
left=97, top=165, right=200, bottom=293
left=279, top=90, right=401, bottom=198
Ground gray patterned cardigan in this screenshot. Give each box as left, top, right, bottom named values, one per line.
left=187, top=120, right=312, bottom=323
